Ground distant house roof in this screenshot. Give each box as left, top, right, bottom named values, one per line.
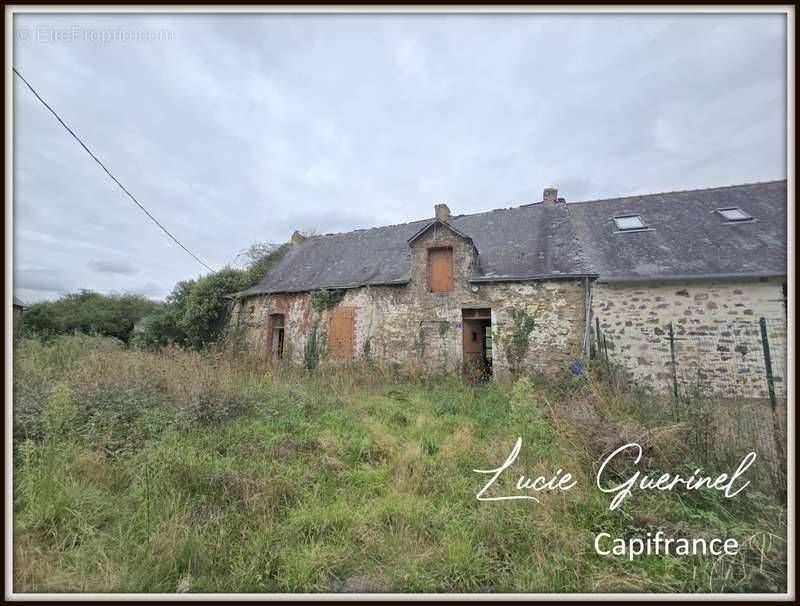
left=238, top=180, right=786, bottom=296
left=13, top=296, right=26, bottom=308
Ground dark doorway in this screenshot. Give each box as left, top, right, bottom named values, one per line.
left=462, top=308, right=492, bottom=380
left=270, top=314, right=285, bottom=358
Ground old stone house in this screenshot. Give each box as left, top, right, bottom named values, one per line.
left=229, top=180, right=787, bottom=395
left=13, top=296, right=26, bottom=337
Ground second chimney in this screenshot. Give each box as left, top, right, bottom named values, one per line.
left=434, top=203, right=451, bottom=222
left=543, top=187, right=558, bottom=206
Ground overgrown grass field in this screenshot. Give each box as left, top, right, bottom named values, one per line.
left=12, top=336, right=787, bottom=593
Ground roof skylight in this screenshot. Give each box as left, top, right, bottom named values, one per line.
left=613, top=215, right=647, bottom=231
left=716, top=207, right=753, bottom=222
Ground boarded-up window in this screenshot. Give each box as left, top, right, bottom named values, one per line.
left=329, top=307, right=355, bottom=357
left=428, top=247, right=454, bottom=293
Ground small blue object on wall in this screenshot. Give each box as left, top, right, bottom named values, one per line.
left=455, top=322, right=462, bottom=328
left=571, top=360, right=587, bottom=376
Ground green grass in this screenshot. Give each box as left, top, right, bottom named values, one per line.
left=12, top=336, right=787, bottom=593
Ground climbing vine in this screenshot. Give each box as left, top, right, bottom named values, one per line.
left=303, top=320, right=328, bottom=370
left=309, top=288, right=346, bottom=314
left=414, top=321, right=452, bottom=371
left=497, top=308, right=536, bottom=376
left=415, top=323, right=427, bottom=362
left=303, top=288, right=343, bottom=370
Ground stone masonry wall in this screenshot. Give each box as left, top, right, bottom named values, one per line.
left=230, top=222, right=588, bottom=378
left=591, top=278, right=787, bottom=398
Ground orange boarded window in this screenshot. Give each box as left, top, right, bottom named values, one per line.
left=329, top=307, right=355, bottom=357
left=428, top=247, right=454, bottom=293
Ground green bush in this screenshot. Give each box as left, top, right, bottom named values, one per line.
left=135, top=243, right=288, bottom=350
left=23, top=290, right=160, bottom=342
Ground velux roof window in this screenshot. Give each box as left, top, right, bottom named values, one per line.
left=716, top=207, right=753, bottom=222
left=613, top=215, right=647, bottom=232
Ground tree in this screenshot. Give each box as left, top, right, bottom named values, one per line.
left=135, top=241, right=288, bottom=350
left=177, top=268, right=251, bottom=349
left=232, top=241, right=290, bottom=285
left=23, top=290, right=161, bottom=342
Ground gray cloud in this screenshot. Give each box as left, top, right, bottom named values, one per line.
left=12, top=13, right=786, bottom=303
left=14, top=266, right=76, bottom=302
left=87, top=259, right=139, bottom=275
left=15, top=266, right=72, bottom=292
left=122, top=281, right=167, bottom=301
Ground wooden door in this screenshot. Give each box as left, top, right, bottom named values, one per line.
left=329, top=307, right=355, bottom=357
left=463, top=319, right=485, bottom=379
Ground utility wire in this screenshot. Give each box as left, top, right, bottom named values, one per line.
left=13, top=67, right=215, bottom=273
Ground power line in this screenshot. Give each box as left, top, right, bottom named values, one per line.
left=13, top=67, right=215, bottom=273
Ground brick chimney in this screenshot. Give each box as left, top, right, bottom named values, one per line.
left=434, top=203, right=451, bottom=222
left=543, top=187, right=558, bottom=206
left=290, top=230, right=304, bottom=244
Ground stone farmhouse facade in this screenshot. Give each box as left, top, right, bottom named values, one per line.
left=229, top=180, right=787, bottom=396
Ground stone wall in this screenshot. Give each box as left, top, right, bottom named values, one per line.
left=230, top=222, right=588, bottom=377
left=591, top=278, right=787, bottom=398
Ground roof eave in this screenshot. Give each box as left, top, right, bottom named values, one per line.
left=232, top=278, right=410, bottom=297
left=596, top=271, right=786, bottom=284
left=469, top=273, right=598, bottom=283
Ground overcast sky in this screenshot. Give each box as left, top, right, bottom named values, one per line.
left=12, top=12, right=787, bottom=303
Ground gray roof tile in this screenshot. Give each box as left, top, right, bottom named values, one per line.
left=239, top=180, right=786, bottom=296
left=568, top=180, right=786, bottom=282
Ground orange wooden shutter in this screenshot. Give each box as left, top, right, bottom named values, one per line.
left=429, top=247, right=454, bottom=292
left=329, top=307, right=355, bottom=357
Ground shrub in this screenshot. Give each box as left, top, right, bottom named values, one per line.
left=23, top=290, right=160, bottom=342
left=136, top=242, right=288, bottom=350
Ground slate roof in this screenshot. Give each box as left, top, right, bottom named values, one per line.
left=13, top=296, right=26, bottom=308
left=238, top=180, right=786, bottom=296
left=568, top=180, right=787, bottom=282
left=238, top=202, right=591, bottom=296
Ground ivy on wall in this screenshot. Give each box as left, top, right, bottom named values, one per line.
left=304, top=321, right=327, bottom=370
left=497, top=308, right=536, bottom=376
left=309, top=289, right=346, bottom=314
left=303, top=288, right=344, bottom=369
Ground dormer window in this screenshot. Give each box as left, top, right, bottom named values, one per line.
left=428, top=246, right=454, bottom=292
left=613, top=215, right=648, bottom=232
left=716, top=207, right=753, bottom=222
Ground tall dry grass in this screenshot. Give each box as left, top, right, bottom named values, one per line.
left=11, top=335, right=787, bottom=593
